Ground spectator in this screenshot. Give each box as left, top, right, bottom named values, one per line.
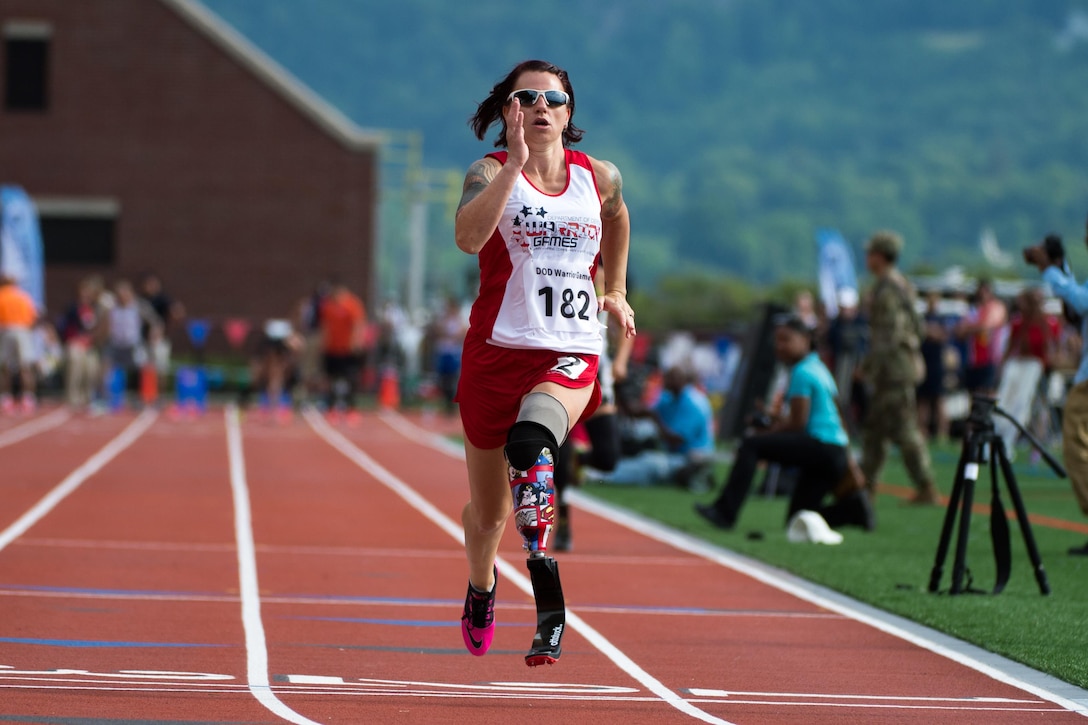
left=431, top=295, right=468, bottom=416
left=1004, top=287, right=1060, bottom=369
left=826, top=287, right=868, bottom=436
left=917, top=290, right=951, bottom=441
left=1025, top=231, right=1088, bottom=554
left=695, top=315, right=873, bottom=532
left=994, top=287, right=1060, bottom=453
left=295, top=281, right=330, bottom=404
left=0, top=272, right=39, bottom=413
left=139, top=271, right=185, bottom=375
left=591, top=366, right=714, bottom=489
left=250, top=318, right=301, bottom=424
left=59, top=276, right=106, bottom=410
left=794, top=289, right=819, bottom=331
left=103, top=279, right=160, bottom=408
left=857, top=230, right=939, bottom=504
left=957, top=278, right=1008, bottom=396
left=320, top=280, right=366, bottom=421
left=376, top=298, right=408, bottom=370
left=31, top=317, right=63, bottom=394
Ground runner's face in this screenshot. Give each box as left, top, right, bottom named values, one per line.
left=509, top=71, right=570, bottom=140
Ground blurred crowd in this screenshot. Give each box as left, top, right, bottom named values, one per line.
left=0, top=271, right=183, bottom=415
left=812, top=277, right=1075, bottom=449
left=0, top=271, right=471, bottom=423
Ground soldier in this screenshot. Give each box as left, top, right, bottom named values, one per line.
left=858, top=230, right=940, bottom=504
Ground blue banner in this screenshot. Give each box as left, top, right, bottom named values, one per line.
left=816, top=228, right=858, bottom=318
left=0, top=185, right=45, bottom=312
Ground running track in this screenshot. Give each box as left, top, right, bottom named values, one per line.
left=0, top=404, right=1086, bottom=724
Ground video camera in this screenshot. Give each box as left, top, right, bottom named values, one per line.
left=1022, top=233, right=1066, bottom=267
left=1023, top=232, right=1083, bottom=328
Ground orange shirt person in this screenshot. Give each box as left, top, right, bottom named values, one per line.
left=319, top=282, right=366, bottom=418
left=0, top=273, right=40, bottom=413
left=0, top=275, right=36, bottom=328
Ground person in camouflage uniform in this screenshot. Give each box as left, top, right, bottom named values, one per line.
left=858, top=230, right=940, bottom=504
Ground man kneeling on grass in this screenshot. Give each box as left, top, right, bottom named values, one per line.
left=695, top=314, right=875, bottom=533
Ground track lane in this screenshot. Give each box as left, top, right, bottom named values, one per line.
left=234, top=408, right=709, bottom=723
left=0, top=410, right=277, bottom=722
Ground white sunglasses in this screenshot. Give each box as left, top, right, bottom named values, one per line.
left=506, top=88, right=570, bottom=107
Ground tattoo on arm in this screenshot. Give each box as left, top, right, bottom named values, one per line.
left=599, top=160, right=624, bottom=219
left=456, top=159, right=498, bottom=215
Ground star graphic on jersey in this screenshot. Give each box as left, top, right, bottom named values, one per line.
left=512, top=216, right=521, bottom=227
left=520, top=205, right=533, bottom=217
left=536, top=207, right=548, bottom=218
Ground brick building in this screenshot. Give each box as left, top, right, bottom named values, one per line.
left=0, top=0, right=380, bottom=334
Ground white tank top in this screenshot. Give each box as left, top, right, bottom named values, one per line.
left=467, top=149, right=604, bottom=355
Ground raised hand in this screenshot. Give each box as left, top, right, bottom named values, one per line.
left=503, top=97, right=529, bottom=168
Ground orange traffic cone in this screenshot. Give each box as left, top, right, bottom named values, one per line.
left=378, top=367, right=400, bottom=410
left=140, top=364, right=159, bottom=406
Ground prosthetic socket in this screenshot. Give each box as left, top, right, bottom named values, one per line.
left=504, top=393, right=567, bottom=557
left=508, top=448, right=557, bottom=555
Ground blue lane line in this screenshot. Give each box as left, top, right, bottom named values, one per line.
left=0, top=584, right=226, bottom=598
left=2, top=583, right=799, bottom=617
left=0, top=583, right=462, bottom=606
left=281, top=616, right=461, bottom=627
left=0, top=637, right=226, bottom=648
left=0, top=717, right=258, bottom=724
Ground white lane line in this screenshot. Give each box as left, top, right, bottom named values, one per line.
left=686, top=688, right=1039, bottom=703
left=379, top=408, right=1088, bottom=719
left=304, top=408, right=734, bottom=725
left=0, top=409, right=156, bottom=553
left=225, top=405, right=321, bottom=725
left=0, top=408, right=71, bottom=449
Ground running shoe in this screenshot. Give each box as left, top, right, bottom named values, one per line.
left=461, top=567, right=497, bottom=656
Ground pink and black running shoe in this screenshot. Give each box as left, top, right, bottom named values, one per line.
left=461, top=568, right=497, bottom=656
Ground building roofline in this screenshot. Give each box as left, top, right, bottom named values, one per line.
left=159, top=0, right=382, bottom=152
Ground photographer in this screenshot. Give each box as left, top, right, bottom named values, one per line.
left=694, top=315, right=874, bottom=532
left=1024, top=230, right=1088, bottom=555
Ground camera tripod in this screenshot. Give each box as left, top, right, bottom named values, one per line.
left=928, top=396, right=1065, bottom=596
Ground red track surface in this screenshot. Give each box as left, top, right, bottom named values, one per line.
left=0, top=404, right=1084, bottom=724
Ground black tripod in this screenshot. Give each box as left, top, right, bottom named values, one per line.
left=928, top=396, right=1065, bottom=596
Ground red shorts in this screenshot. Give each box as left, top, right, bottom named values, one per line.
left=457, top=335, right=601, bottom=449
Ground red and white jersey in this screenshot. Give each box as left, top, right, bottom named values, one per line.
left=467, top=149, right=604, bottom=355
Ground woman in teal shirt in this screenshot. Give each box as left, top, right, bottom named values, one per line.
left=696, top=315, right=874, bottom=531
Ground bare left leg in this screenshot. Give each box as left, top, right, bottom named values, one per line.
left=461, top=441, right=510, bottom=593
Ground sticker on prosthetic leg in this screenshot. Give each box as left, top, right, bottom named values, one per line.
left=510, top=450, right=556, bottom=554
left=525, top=555, right=565, bottom=667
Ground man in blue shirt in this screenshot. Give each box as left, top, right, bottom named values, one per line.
left=1025, top=232, right=1088, bottom=555
left=592, top=366, right=714, bottom=488
left=696, top=315, right=874, bottom=531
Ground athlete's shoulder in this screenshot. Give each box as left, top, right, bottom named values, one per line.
left=584, top=154, right=624, bottom=218
left=576, top=152, right=619, bottom=177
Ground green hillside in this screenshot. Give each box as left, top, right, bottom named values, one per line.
left=202, top=0, right=1088, bottom=300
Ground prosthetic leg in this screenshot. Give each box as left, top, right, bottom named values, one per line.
left=505, top=394, right=568, bottom=667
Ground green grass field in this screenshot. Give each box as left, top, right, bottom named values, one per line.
left=580, top=442, right=1088, bottom=688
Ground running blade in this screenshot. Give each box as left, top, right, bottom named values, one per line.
left=525, top=555, right=565, bottom=667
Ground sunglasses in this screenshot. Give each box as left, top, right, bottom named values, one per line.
left=506, top=88, right=570, bottom=107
